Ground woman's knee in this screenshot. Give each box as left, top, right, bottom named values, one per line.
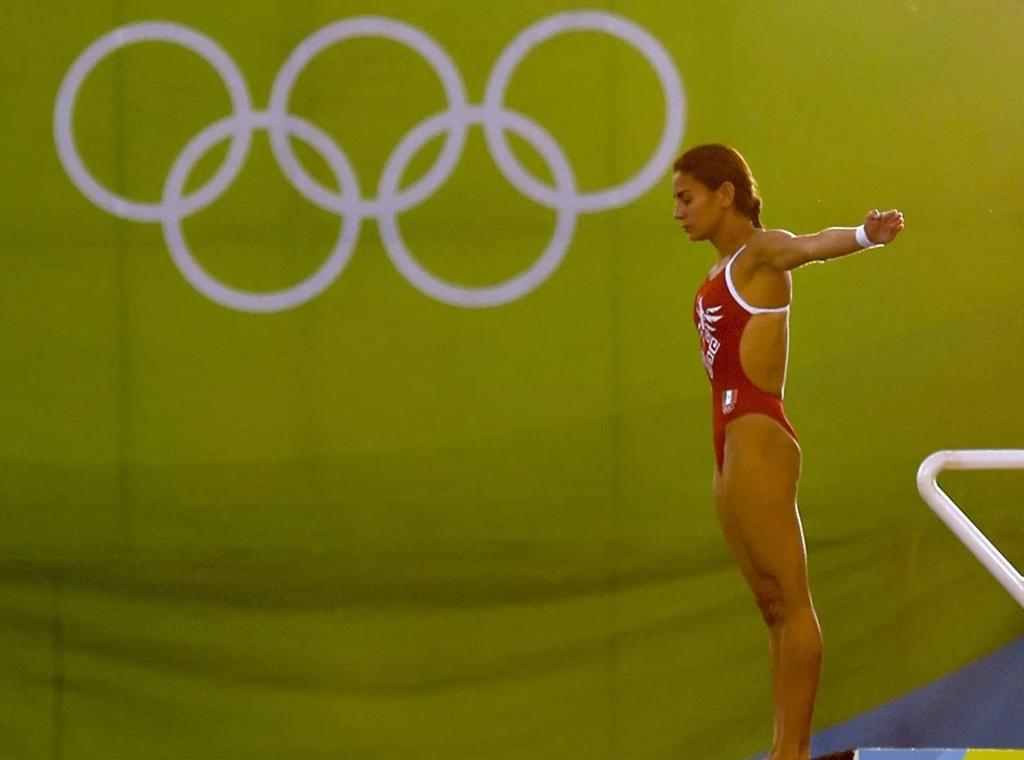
left=752, top=581, right=818, bottom=634
left=754, top=582, right=786, bottom=627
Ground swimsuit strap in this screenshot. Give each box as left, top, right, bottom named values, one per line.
left=725, top=243, right=790, bottom=315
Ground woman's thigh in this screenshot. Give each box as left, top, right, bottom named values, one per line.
left=714, top=413, right=812, bottom=609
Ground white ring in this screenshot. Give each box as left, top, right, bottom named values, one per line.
left=483, top=10, right=685, bottom=213
left=161, top=112, right=361, bottom=313
left=268, top=17, right=469, bottom=218
left=377, top=106, right=577, bottom=308
left=54, top=22, right=253, bottom=223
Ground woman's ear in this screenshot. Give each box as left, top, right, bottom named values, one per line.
left=718, top=181, right=736, bottom=208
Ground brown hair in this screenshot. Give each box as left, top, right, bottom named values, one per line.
left=673, top=144, right=763, bottom=228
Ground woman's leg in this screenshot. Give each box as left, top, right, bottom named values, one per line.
left=713, top=466, right=786, bottom=749
left=713, top=413, right=823, bottom=760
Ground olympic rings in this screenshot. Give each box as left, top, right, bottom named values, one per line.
left=54, top=13, right=687, bottom=311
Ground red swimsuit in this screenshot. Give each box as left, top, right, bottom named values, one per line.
left=693, top=244, right=798, bottom=472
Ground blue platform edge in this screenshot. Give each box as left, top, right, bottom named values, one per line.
left=855, top=751, right=966, bottom=760
left=749, top=634, right=1024, bottom=759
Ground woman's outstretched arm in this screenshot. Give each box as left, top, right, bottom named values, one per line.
left=751, top=209, right=905, bottom=271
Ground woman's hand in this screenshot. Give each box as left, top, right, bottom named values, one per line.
left=864, top=208, right=905, bottom=245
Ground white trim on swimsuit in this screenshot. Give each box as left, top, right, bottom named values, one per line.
left=725, top=244, right=791, bottom=315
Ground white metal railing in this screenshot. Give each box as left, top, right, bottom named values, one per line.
left=917, top=449, right=1024, bottom=609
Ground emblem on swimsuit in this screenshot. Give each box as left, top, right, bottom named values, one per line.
left=722, top=389, right=737, bottom=414
left=696, top=295, right=723, bottom=377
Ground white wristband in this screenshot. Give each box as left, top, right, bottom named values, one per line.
left=855, top=224, right=880, bottom=249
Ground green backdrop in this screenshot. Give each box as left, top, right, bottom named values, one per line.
left=2, top=1, right=1022, bottom=758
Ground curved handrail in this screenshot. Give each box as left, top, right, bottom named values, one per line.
left=916, top=449, right=1024, bottom=609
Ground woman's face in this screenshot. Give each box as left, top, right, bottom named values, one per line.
left=672, top=172, right=724, bottom=241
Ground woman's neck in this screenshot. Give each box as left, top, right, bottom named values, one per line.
left=710, top=217, right=757, bottom=260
